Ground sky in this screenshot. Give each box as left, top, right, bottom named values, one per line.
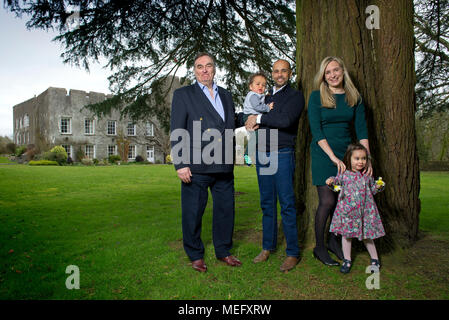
left=0, top=8, right=112, bottom=138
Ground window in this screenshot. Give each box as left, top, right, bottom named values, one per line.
left=60, top=118, right=71, bottom=134
left=107, top=120, right=117, bottom=135
left=84, top=119, right=95, bottom=135
left=128, top=145, right=136, bottom=160
left=145, top=122, right=154, bottom=137
left=24, top=114, right=29, bottom=127
left=127, top=122, right=136, bottom=136
left=85, top=145, right=95, bottom=159
left=62, top=144, right=72, bottom=158
left=108, top=145, right=117, bottom=156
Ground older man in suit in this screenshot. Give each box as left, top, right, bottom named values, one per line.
left=170, top=52, right=241, bottom=272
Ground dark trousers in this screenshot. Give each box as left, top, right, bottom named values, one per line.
left=181, top=172, right=235, bottom=261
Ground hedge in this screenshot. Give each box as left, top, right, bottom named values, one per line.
left=29, top=160, right=59, bottom=166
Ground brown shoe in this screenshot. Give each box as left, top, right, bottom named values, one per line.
left=218, top=255, right=242, bottom=267
left=191, top=259, right=207, bottom=272
left=253, top=250, right=270, bottom=263
left=280, top=256, right=299, bottom=272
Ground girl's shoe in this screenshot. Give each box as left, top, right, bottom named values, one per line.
left=369, top=259, right=381, bottom=273
left=340, top=259, right=352, bottom=274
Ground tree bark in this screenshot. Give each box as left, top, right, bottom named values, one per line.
left=295, top=0, right=420, bottom=251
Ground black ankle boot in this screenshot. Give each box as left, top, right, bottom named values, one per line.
left=313, top=247, right=339, bottom=266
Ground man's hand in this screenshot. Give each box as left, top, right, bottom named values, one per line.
left=177, top=167, right=192, bottom=183
left=245, top=115, right=259, bottom=131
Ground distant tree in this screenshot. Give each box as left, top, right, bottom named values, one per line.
left=0, top=136, right=14, bottom=154
left=414, top=0, right=449, bottom=118
left=4, top=0, right=296, bottom=132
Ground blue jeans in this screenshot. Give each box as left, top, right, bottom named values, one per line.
left=256, top=147, right=300, bottom=257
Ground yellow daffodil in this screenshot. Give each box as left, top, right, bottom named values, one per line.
left=376, top=177, right=385, bottom=187
left=333, top=185, right=341, bottom=192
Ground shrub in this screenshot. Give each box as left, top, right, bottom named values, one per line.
left=81, top=158, right=94, bottom=166
left=6, top=142, right=16, bottom=154
left=108, top=154, right=121, bottom=164
left=165, top=154, right=173, bottom=164
left=25, top=147, right=38, bottom=161
left=135, top=155, right=144, bottom=162
left=15, top=145, right=27, bottom=157
left=50, top=146, right=68, bottom=165
left=29, top=160, right=58, bottom=166
left=75, top=148, right=86, bottom=162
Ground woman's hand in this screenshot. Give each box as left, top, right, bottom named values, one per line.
left=326, top=177, right=334, bottom=186
left=363, top=159, right=373, bottom=176
left=331, top=156, right=346, bottom=174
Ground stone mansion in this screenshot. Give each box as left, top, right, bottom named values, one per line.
left=12, top=80, right=181, bottom=163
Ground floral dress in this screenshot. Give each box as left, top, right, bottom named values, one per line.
left=329, top=170, right=385, bottom=240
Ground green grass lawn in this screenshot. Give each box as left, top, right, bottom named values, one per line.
left=0, top=165, right=448, bottom=300
left=0, top=156, right=14, bottom=164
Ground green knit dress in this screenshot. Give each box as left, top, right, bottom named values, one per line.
left=308, top=90, right=368, bottom=186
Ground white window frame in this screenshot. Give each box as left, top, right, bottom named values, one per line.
left=60, top=117, right=72, bottom=134
left=24, top=114, right=29, bottom=127
left=145, top=122, right=154, bottom=137
left=128, top=145, right=136, bottom=160
left=62, top=144, right=73, bottom=158
left=108, top=145, right=117, bottom=156
left=84, top=118, right=95, bottom=135
left=107, top=120, right=117, bottom=135
left=85, top=145, right=95, bottom=159
left=127, top=122, right=136, bottom=136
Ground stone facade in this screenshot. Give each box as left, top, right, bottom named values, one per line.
left=12, top=82, right=180, bottom=163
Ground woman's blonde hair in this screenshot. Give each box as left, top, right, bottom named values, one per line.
left=314, top=56, right=360, bottom=108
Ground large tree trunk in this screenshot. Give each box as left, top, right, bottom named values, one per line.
left=295, top=0, right=420, bottom=251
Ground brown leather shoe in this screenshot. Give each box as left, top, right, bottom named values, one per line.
left=253, top=250, right=270, bottom=263
left=218, top=255, right=242, bottom=267
left=191, top=259, right=207, bottom=272
left=280, top=256, right=299, bottom=272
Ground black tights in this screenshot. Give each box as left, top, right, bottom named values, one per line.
left=315, top=185, right=338, bottom=250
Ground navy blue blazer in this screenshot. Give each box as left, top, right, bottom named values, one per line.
left=170, top=82, right=236, bottom=173
left=259, top=84, right=305, bottom=152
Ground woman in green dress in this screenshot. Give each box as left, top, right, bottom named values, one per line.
left=308, top=56, right=373, bottom=266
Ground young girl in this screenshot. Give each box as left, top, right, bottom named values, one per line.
left=243, top=72, right=274, bottom=165
left=326, top=143, right=385, bottom=274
